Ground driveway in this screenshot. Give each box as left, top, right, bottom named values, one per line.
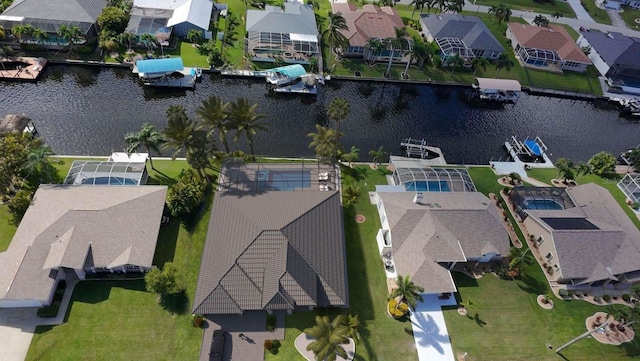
left=0, top=308, right=37, bottom=361
left=410, top=294, right=458, bottom=361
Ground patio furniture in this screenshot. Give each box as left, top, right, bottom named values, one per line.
left=319, top=171, right=329, bottom=181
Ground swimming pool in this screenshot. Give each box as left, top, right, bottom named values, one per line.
left=81, top=176, right=138, bottom=185
left=257, top=169, right=311, bottom=191
left=404, top=181, right=450, bottom=192
left=522, top=199, right=564, bottom=210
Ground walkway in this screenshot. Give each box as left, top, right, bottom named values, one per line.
left=567, top=0, right=595, bottom=22
left=410, top=294, right=458, bottom=361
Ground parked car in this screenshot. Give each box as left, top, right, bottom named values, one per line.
left=210, top=329, right=225, bottom=361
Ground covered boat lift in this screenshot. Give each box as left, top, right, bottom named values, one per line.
left=473, top=78, right=521, bottom=103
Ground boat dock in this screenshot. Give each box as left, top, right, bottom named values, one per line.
left=220, top=68, right=270, bottom=78
left=0, top=57, right=47, bottom=81
left=397, top=137, right=446, bottom=165
left=144, top=76, right=196, bottom=88
left=133, top=58, right=199, bottom=89
left=272, top=80, right=317, bottom=95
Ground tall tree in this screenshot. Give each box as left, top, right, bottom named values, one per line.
left=552, top=11, right=564, bottom=20
left=410, top=0, right=426, bottom=18
left=304, top=315, right=350, bottom=361
left=327, top=97, right=350, bottom=156
left=448, top=53, right=464, bottom=74
left=117, top=32, right=136, bottom=52
left=196, top=96, right=232, bottom=153
left=508, top=247, right=534, bottom=271
left=556, top=157, right=575, bottom=182
left=162, top=105, right=196, bottom=159
left=30, top=28, right=49, bottom=45
left=494, top=53, right=514, bottom=78
left=411, top=37, right=432, bottom=68
left=308, top=125, right=341, bottom=160
left=388, top=275, right=425, bottom=310
left=470, top=57, right=489, bottom=76
left=533, top=15, right=550, bottom=27
left=627, top=148, right=640, bottom=173
left=369, top=146, right=388, bottom=168
left=385, top=27, right=409, bottom=76
left=12, top=24, right=34, bottom=42
left=587, top=151, right=617, bottom=176
left=340, top=146, right=360, bottom=167
left=496, top=4, right=512, bottom=25
left=446, top=0, right=465, bottom=13
left=228, top=97, right=266, bottom=156
left=124, top=123, right=166, bottom=169
left=187, top=29, right=202, bottom=44
left=434, top=0, right=448, bottom=12
left=365, top=38, right=385, bottom=66
left=323, top=12, right=349, bottom=62
left=139, top=33, right=157, bottom=52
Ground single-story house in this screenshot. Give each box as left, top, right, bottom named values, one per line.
left=506, top=23, right=591, bottom=73
left=420, top=14, right=504, bottom=61
left=510, top=184, right=640, bottom=287
left=192, top=163, right=348, bottom=315
left=246, top=3, right=319, bottom=63
left=0, top=185, right=167, bottom=308
left=577, top=31, right=640, bottom=93
left=0, top=0, right=106, bottom=43
left=330, top=3, right=410, bottom=63
left=128, top=0, right=213, bottom=37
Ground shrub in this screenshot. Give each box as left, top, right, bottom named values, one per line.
left=631, top=202, right=640, bottom=210
left=166, top=169, right=207, bottom=217
left=558, top=289, right=568, bottom=297
left=623, top=294, right=631, bottom=302
left=505, top=269, right=520, bottom=278
left=568, top=291, right=574, bottom=297
left=192, top=314, right=204, bottom=328
left=266, top=314, right=277, bottom=331
left=144, top=262, right=182, bottom=295
left=593, top=295, right=601, bottom=302
left=388, top=299, right=409, bottom=318
left=264, top=340, right=273, bottom=350
left=603, top=294, right=611, bottom=302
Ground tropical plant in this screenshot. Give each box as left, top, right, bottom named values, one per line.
left=434, top=0, right=448, bottom=12
left=587, top=151, right=617, bottom=176
left=342, top=183, right=360, bottom=205
left=533, top=15, right=550, bottom=27
left=552, top=11, right=563, bottom=20
left=447, top=53, right=464, bottom=74
left=410, top=0, right=426, bottom=18
left=124, top=123, right=165, bottom=169
left=411, top=37, right=432, bottom=68
left=6, top=189, right=32, bottom=224
left=0, top=25, right=5, bottom=41
left=166, top=169, right=207, bottom=216
left=162, top=105, right=196, bottom=159
left=388, top=274, right=424, bottom=310
left=30, top=28, right=49, bottom=45
left=308, top=125, right=341, bottom=160
left=344, top=314, right=360, bottom=342
left=308, top=56, right=319, bottom=73
left=490, top=4, right=512, bottom=24
left=385, top=27, right=409, bottom=76
left=494, top=53, right=514, bottom=78
left=145, top=261, right=182, bottom=295
left=508, top=171, right=521, bottom=185
left=365, top=38, right=385, bottom=66
left=22, top=144, right=60, bottom=183
left=508, top=247, right=534, bottom=271
left=459, top=296, right=474, bottom=312
left=12, top=24, right=34, bottom=42
left=369, top=146, right=388, bottom=168
left=304, top=315, right=351, bottom=361
left=340, top=146, right=360, bottom=167
left=117, top=32, right=136, bottom=52
left=470, top=57, right=489, bottom=76
left=99, top=30, right=119, bottom=52
left=323, top=11, right=349, bottom=61
left=228, top=97, right=266, bottom=156
left=196, top=96, right=231, bottom=153
left=629, top=148, right=640, bottom=173
left=139, top=32, right=157, bottom=52
left=446, top=0, right=465, bottom=13
left=556, top=157, right=575, bottom=182
left=187, top=29, right=202, bottom=44
left=58, top=24, right=84, bottom=50
left=327, top=97, right=350, bottom=157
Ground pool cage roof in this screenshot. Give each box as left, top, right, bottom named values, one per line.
left=393, top=167, right=477, bottom=192
left=0, top=18, right=92, bottom=34
left=619, top=174, right=640, bottom=204
left=510, top=187, right=576, bottom=210
left=64, top=160, right=148, bottom=186
left=437, top=37, right=474, bottom=59
left=524, top=47, right=561, bottom=62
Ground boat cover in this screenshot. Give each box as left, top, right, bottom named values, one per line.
left=269, top=64, right=306, bottom=78
left=524, top=139, right=542, bottom=156
left=474, top=78, right=521, bottom=91
left=137, top=58, right=184, bottom=74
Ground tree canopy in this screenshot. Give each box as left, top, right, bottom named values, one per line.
left=587, top=151, right=617, bottom=176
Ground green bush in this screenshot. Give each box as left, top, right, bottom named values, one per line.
left=623, top=294, right=631, bottom=302
left=166, top=169, right=207, bottom=217
left=266, top=314, right=277, bottom=331
left=631, top=202, right=640, bottom=210
left=558, top=289, right=568, bottom=297
left=593, top=295, right=601, bottom=302
left=603, top=294, right=611, bottom=302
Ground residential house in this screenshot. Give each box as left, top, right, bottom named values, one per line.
left=601, top=0, right=640, bottom=10
left=510, top=184, right=640, bottom=287
left=506, top=23, right=591, bottom=73
left=330, top=3, right=409, bottom=63
left=128, top=0, right=213, bottom=38
left=0, top=0, right=107, bottom=43
left=246, top=3, right=319, bottom=63
left=374, top=166, right=509, bottom=295
left=0, top=185, right=167, bottom=308
left=577, top=31, right=640, bottom=93
left=192, top=163, right=348, bottom=315
left=420, top=14, right=504, bottom=61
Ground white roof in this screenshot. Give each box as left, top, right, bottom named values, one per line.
left=474, top=78, right=521, bottom=91
left=109, top=152, right=148, bottom=162
left=166, top=0, right=213, bottom=30
left=290, top=33, right=318, bottom=42
left=134, top=0, right=189, bottom=10
left=0, top=15, right=25, bottom=21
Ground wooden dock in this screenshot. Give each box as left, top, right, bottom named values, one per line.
left=0, top=57, right=47, bottom=81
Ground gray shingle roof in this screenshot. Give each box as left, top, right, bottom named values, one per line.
left=581, top=31, right=640, bottom=66
left=0, top=185, right=167, bottom=303
left=419, top=14, right=504, bottom=53
left=3, top=0, right=107, bottom=23
left=377, top=191, right=509, bottom=294
left=193, top=188, right=348, bottom=315
left=246, top=3, right=318, bottom=37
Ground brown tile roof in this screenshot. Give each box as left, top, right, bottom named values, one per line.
left=331, top=3, right=404, bottom=47
left=508, top=23, right=590, bottom=63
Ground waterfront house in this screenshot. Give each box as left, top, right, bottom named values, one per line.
left=577, top=31, right=640, bottom=94
left=330, top=3, right=410, bottom=63
left=128, top=0, right=213, bottom=38
left=0, top=185, right=167, bottom=308
left=192, top=163, right=348, bottom=315
left=510, top=185, right=640, bottom=288
left=246, top=3, right=319, bottom=64
left=419, top=14, right=504, bottom=62
left=374, top=166, right=509, bottom=296
left=506, top=23, right=591, bottom=73
left=0, top=0, right=106, bottom=45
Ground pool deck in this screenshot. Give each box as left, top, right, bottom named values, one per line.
left=0, top=57, right=47, bottom=81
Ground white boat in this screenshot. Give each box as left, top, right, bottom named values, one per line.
left=265, top=64, right=308, bottom=86
left=134, top=58, right=198, bottom=88
left=473, top=78, right=521, bottom=103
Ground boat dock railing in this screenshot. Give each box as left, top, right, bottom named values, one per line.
left=400, top=137, right=433, bottom=159
left=508, top=136, right=548, bottom=157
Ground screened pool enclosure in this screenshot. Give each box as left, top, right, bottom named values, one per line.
left=392, top=167, right=476, bottom=192
left=510, top=187, right=575, bottom=219
left=619, top=174, right=640, bottom=204
left=64, top=161, right=148, bottom=186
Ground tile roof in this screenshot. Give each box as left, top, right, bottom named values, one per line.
left=246, top=3, right=318, bottom=37
left=193, top=182, right=348, bottom=314
left=508, top=23, right=590, bottom=63
left=420, top=14, right=504, bottom=53
left=331, top=3, right=404, bottom=47
left=3, top=0, right=107, bottom=23
left=0, top=185, right=167, bottom=303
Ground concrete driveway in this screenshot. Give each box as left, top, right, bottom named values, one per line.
left=0, top=308, right=37, bottom=361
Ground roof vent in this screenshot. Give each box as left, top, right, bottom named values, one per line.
left=607, top=33, right=615, bottom=39
left=413, top=192, right=423, bottom=204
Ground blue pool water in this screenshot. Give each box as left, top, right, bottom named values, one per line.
left=81, top=177, right=138, bottom=185
left=404, top=181, right=450, bottom=192
left=523, top=199, right=564, bottom=210
left=259, top=170, right=311, bottom=191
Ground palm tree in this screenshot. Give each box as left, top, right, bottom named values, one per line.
left=187, top=29, right=202, bottom=44
left=385, top=27, right=409, bottom=76
left=31, top=28, right=49, bottom=45
left=12, top=24, right=34, bottom=43
left=533, top=15, right=549, bottom=27
left=196, top=96, right=231, bottom=153
left=342, top=183, right=360, bottom=205
left=228, top=97, right=266, bottom=156
left=344, top=314, right=361, bottom=342
left=340, top=146, right=360, bottom=167
left=496, top=4, right=512, bottom=25
left=447, top=53, right=464, bottom=74
left=118, top=32, right=136, bottom=53
left=488, top=5, right=500, bottom=22
left=411, top=38, right=432, bottom=68
left=124, top=123, right=166, bottom=169
left=365, top=38, right=385, bottom=66
left=446, top=0, right=465, bottom=13
left=308, top=56, right=319, bottom=73
left=388, top=275, right=424, bottom=310
left=369, top=146, right=387, bottom=168
left=552, top=11, right=563, bottom=20
left=323, top=12, right=349, bottom=62
left=0, top=25, right=5, bottom=41
left=327, top=97, right=350, bottom=153
left=494, top=53, right=514, bottom=77
left=306, top=0, right=320, bottom=10
left=308, top=125, right=340, bottom=160
left=508, top=247, right=534, bottom=271
left=139, top=33, right=157, bottom=52
left=434, top=0, right=447, bottom=12
left=410, top=0, right=425, bottom=18
left=22, top=145, right=59, bottom=183
left=470, top=57, right=489, bottom=76
left=162, top=105, right=196, bottom=159
left=304, top=315, right=350, bottom=361
left=58, top=24, right=83, bottom=50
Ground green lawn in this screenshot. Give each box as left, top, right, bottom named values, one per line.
left=471, top=0, right=575, bottom=18
left=26, top=159, right=211, bottom=361
left=583, top=2, right=614, bottom=25
left=165, top=41, right=210, bottom=68
left=525, top=65, right=602, bottom=95
left=0, top=203, right=17, bottom=252
left=619, top=6, right=640, bottom=30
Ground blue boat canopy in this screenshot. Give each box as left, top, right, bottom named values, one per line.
left=269, top=64, right=306, bottom=78
left=136, top=58, right=184, bottom=74
left=524, top=139, right=543, bottom=156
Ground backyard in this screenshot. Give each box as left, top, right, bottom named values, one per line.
left=619, top=6, right=640, bottom=30
left=25, top=159, right=210, bottom=361
left=472, top=0, right=575, bottom=17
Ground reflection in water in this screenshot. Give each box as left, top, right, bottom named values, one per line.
left=0, top=65, right=639, bottom=164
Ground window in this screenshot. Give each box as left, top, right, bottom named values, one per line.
left=536, top=236, right=544, bottom=245
left=545, top=252, right=553, bottom=261
left=125, top=264, right=140, bottom=272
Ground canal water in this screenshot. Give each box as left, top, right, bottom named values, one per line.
left=0, top=65, right=638, bottom=164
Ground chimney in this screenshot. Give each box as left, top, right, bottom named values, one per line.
left=413, top=192, right=423, bottom=204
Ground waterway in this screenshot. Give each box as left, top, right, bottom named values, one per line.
left=0, top=65, right=639, bottom=164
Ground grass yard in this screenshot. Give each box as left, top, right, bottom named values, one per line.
left=26, top=159, right=211, bottom=361
left=583, top=2, right=614, bottom=25
left=267, top=165, right=420, bottom=361
left=472, top=0, right=575, bottom=17
left=619, top=6, right=640, bottom=30
left=525, top=65, right=602, bottom=95
left=0, top=203, right=17, bottom=252
left=164, top=41, right=210, bottom=68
